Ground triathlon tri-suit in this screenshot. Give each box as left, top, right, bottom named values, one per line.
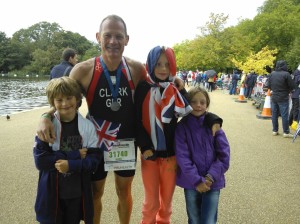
left=86, top=56, right=136, bottom=180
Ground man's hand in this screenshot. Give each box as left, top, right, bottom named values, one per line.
left=212, top=123, right=221, bottom=136
left=55, top=160, right=69, bottom=173
left=37, top=116, right=56, bottom=144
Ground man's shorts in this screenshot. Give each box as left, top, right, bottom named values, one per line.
left=91, top=149, right=136, bottom=181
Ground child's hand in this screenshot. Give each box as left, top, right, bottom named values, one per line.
left=205, top=177, right=213, bottom=187
left=174, top=77, right=184, bottom=90
left=79, top=148, right=88, bottom=159
left=55, top=159, right=69, bottom=173
left=196, top=182, right=210, bottom=193
left=143, top=150, right=154, bottom=159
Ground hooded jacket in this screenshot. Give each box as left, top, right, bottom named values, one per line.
left=245, top=72, right=257, bottom=87
left=231, top=70, right=240, bottom=84
left=175, top=113, right=230, bottom=190
left=268, top=60, right=295, bottom=102
left=33, top=112, right=102, bottom=223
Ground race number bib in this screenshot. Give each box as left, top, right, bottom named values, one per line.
left=104, top=138, right=136, bottom=171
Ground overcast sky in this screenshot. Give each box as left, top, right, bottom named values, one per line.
left=1, top=0, right=266, bottom=62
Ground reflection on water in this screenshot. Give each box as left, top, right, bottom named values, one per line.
left=0, top=77, right=49, bottom=116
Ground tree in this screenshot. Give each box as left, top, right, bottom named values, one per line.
left=29, top=49, right=54, bottom=75
left=0, top=32, right=11, bottom=72
left=173, top=0, right=299, bottom=73
left=285, top=37, right=300, bottom=70
left=252, top=0, right=300, bottom=59
left=199, top=13, right=229, bottom=38
left=175, top=13, right=230, bottom=72
left=0, top=21, right=94, bottom=75
left=232, top=46, right=278, bottom=75
left=81, top=42, right=101, bottom=61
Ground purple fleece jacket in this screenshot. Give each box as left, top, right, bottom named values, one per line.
left=175, top=113, right=230, bottom=190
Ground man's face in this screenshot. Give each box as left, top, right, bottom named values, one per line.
left=96, top=19, right=129, bottom=60
left=69, top=55, right=78, bottom=66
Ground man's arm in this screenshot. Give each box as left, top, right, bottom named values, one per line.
left=204, top=112, right=223, bottom=136
left=37, top=108, right=56, bottom=143
left=37, top=59, right=94, bottom=143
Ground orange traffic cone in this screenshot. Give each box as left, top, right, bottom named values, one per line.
left=256, top=89, right=272, bottom=119
left=235, top=84, right=247, bottom=103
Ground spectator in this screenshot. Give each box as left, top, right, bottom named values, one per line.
left=50, top=48, right=78, bottom=80
left=182, top=71, right=188, bottom=86
left=229, top=70, right=240, bottom=95
left=268, top=60, right=295, bottom=138
left=245, top=70, right=258, bottom=99
left=289, top=65, right=300, bottom=130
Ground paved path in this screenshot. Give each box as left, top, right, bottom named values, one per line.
left=0, top=89, right=299, bottom=223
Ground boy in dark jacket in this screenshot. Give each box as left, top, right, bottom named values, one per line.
left=33, top=77, right=102, bottom=223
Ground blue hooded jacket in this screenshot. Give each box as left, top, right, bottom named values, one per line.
left=33, top=113, right=102, bottom=223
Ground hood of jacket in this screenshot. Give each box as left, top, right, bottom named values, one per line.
left=275, top=60, right=288, bottom=71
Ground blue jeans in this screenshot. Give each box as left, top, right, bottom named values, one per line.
left=229, top=83, right=237, bottom=95
left=184, top=189, right=220, bottom=224
left=271, top=100, right=290, bottom=134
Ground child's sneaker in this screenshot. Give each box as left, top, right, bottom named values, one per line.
left=272, top=132, right=278, bottom=136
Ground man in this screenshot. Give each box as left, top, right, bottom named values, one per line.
left=245, top=70, right=257, bottom=99
left=37, top=15, right=221, bottom=224
left=229, top=70, right=240, bottom=95
left=41, top=15, right=146, bottom=224
left=50, top=48, right=78, bottom=79
left=268, top=60, right=295, bottom=138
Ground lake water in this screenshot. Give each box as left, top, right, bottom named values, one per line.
left=0, top=77, right=49, bottom=116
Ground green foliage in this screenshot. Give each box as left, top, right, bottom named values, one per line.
left=0, top=22, right=96, bottom=75
left=174, top=0, right=300, bottom=73
left=81, top=42, right=101, bottom=61
left=1, top=0, right=300, bottom=75
left=232, top=46, right=278, bottom=75
left=0, top=32, right=11, bottom=72
left=285, top=37, right=300, bottom=69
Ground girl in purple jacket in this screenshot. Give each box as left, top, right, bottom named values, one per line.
left=175, top=86, right=230, bottom=224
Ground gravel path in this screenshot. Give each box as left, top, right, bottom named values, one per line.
left=0, top=90, right=299, bottom=224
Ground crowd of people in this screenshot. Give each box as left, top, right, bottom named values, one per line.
left=32, top=13, right=300, bottom=224
left=178, top=64, right=299, bottom=139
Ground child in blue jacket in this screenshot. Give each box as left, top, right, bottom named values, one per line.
left=33, top=77, right=102, bottom=224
